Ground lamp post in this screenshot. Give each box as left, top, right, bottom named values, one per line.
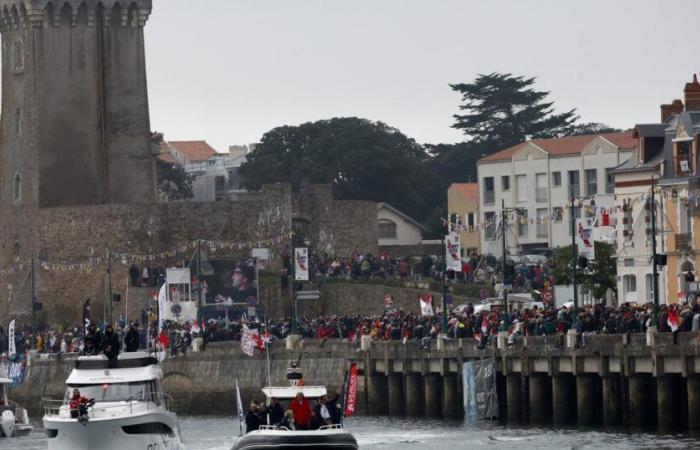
left=291, top=235, right=311, bottom=336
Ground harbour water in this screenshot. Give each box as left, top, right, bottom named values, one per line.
left=3, top=416, right=700, bottom=449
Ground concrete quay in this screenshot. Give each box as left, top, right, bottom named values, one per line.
left=357, top=332, right=700, bottom=429
left=10, top=332, right=700, bottom=431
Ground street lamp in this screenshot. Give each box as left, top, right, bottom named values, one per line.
left=290, top=235, right=311, bottom=336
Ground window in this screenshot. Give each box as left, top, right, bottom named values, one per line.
left=552, top=171, right=562, bottom=187
left=516, top=175, right=527, bottom=202
left=467, top=213, right=475, bottom=227
left=624, top=275, right=637, bottom=293
left=568, top=171, right=580, bottom=198
left=12, top=40, right=24, bottom=73
left=518, top=210, right=528, bottom=238
left=485, top=212, right=496, bottom=240
left=675, top=140, right=693, bottom=176
left=12, top=243, right=20, bottom=263
left=501, top=176, right=510, bottom=191
left=645, top=274, right=653, bottom=301
left=535, top=173, right=547, bottom=202
left=13, top=173, right=20, bottom=203
left=15, top=108, right=21, bottom=135
left=605, top=168, right=615, bottom=194
left=536, top=208, right=548, bottom=238
left=378, top=220, right=397, bottom=239
left=483, top=177, right=495, bottom=204
left=585, top=169, right=597, bottom=196
left=553, top=207, right=563, bottom=222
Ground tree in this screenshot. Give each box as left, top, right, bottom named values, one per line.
left=156, top=159, right=194, bottom=201
left=582, top=242, right=617, bottom=303
left=551, top=243, right=617, bottom=303
left=240, top=117, right=436, bottom=223
left=451, top=73, right=578, bottom=152
left=567, top=122, right=621, bottom=136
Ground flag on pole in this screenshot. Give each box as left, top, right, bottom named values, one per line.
left=241, top=326, right=264, bottom=356
left=235, top=379, right=245, bottom=436
left=419, top=295, right=434, bottom=317
left=8, top=319, right=16, bottom=358
left=157, top=283, right=167, bottom=332
left=344, top=363, right=359, bottom=418
left=668, top=309, right=680, bottom=332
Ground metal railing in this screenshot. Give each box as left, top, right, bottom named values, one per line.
left=42, top=392, right=174, bottom=418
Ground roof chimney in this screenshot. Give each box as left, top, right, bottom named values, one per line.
left=684, top=74, right=700, bottom=111
left=661, top=99, right=684, bottom=122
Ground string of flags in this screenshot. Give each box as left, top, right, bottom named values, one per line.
left=0, top=233, right=291, bottom=275
left=446, top=187, right=698, bottom=234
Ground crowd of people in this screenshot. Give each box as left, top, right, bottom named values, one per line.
left=245, top=391, right=342, bottom=433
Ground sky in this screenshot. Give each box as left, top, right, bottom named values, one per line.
left=145, top=0, right=700, bottom=152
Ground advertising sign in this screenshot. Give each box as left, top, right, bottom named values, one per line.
left=445, top=232, right=462, bottom=272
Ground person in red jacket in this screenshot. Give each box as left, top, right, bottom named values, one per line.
left=69, top=388, right=91, bottom=424
left=288, top=392, right=312, bottom=430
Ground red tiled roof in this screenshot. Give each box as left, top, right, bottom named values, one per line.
left=450, top=183, right=479, bottom=203
left=158, top=151, right=178, bottom=164
left=168, top=141, right=219, bottom=162
left=478, top=131, right=637, bottom=163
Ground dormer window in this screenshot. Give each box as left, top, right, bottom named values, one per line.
left=675, top=139, right=694, bottom=176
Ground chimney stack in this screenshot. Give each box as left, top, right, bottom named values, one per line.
left=684, top=74, right=700, bottom=111
left=661, top=99, right=684, bottom=122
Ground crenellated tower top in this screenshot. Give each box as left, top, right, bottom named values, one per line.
left=0, top=0, right=152, bottom=31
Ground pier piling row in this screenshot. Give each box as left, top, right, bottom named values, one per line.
left=354, top=332, right=700, bottom=429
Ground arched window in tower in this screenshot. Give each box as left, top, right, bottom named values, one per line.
left=12, top=243, right=20, bottom=263
left=13, top=173, right=21, bottom=203
left=12, top=40, right=24, bottom=73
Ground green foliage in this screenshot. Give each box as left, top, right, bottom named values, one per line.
left=240, top=117, right=437, bottom=223
left=450, top=72, right=578, bottom=151
left=156, top=159, right=194, bottom=201
left=551, top=242, right=617, bottom=302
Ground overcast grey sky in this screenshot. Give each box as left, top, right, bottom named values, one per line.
left=145, top=0, right=700, bottom=152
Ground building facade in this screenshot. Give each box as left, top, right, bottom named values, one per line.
left=476, top=133, right=636, bottom=257
left=447, top=183, right=480, bottom=255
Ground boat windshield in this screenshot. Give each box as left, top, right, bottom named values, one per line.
left=66, top=381, right=160, bottom=404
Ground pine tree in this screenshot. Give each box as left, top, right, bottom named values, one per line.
left=451, top=73, right=578, bottom=151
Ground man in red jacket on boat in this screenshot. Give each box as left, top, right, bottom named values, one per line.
left=288, top=392, right=312, bottom=430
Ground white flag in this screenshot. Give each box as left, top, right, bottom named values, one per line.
left=158, top=283, right=167, bottom=332
left=241, top=326, right=262, bottom=357
left=7, top=319, right=16, bottom=357
left=420, top=297, right=434, bottom=317
left=445, top=232, right=462, bottom=272
left=235, top=379, right=245, bottom=435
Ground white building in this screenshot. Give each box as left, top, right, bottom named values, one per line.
left=476, top=132, right=637, bottom=256
left=376, top=203, right=428, bottom=247
left=160, top=141, right=252, bottom=202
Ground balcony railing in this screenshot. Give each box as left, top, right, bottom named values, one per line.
left=675, top=233, right=692, bottom=252
left=484, top=190, right=495, bottom=205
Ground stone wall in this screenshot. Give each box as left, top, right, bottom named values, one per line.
left=292, top=184, right=377, bottom=257
left=379, top=243, right=443, bottom=258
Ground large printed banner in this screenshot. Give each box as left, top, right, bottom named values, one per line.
left=445, top=232, right=462, bottom=272
left=0, top=361, right=26, bottom=387
left=463, top=358, right=498, bottom=420
left=294, top=248, right=309, bottom=281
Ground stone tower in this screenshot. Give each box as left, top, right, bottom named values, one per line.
left=0, top=0, right=155, bottom=207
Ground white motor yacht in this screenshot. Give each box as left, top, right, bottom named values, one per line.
left=232, top=365, right=358, bottom=450
left=0, top=367, right=32, bottom=438
left=42, top=352, right=183, bottom=450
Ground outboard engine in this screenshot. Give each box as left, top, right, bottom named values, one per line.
left=0, top=409, right=15, bottom=438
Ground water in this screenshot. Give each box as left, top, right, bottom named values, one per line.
left=4, top=416, right=700, bottom=449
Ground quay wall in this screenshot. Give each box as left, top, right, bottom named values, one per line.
left=12, top=332, right=700, bottom=431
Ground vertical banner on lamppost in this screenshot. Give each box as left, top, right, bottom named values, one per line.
left=294, top=248, right=309, bottom=281
left=7, top=318, right=16, bottom=357
left=445, top=232, right=462, bottom=271
left=576, top=217, right=595, bottom=260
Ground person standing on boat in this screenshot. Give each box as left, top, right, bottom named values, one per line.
left=267, top=397, right=285, bottom=425
left=102, top=325, right=121, bottom=360
left=279, top=410, right=295, bottom=430
left=245, top=403, right=262, bottom=433
left=289, top=392, right=312, bottom=430
left=309, top=407, right=325, bottom=430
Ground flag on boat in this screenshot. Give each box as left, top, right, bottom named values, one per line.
left=241, top=326, right=264, bottom=356
left=235, top=379, right=245, bottom=435
left=7, top=318, right=16, bottom=357
left=344, top=363, right=358, bottom=418
left=419, top=294, right=434, bottom=317
left=668, top=308, right=680, bottom=332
